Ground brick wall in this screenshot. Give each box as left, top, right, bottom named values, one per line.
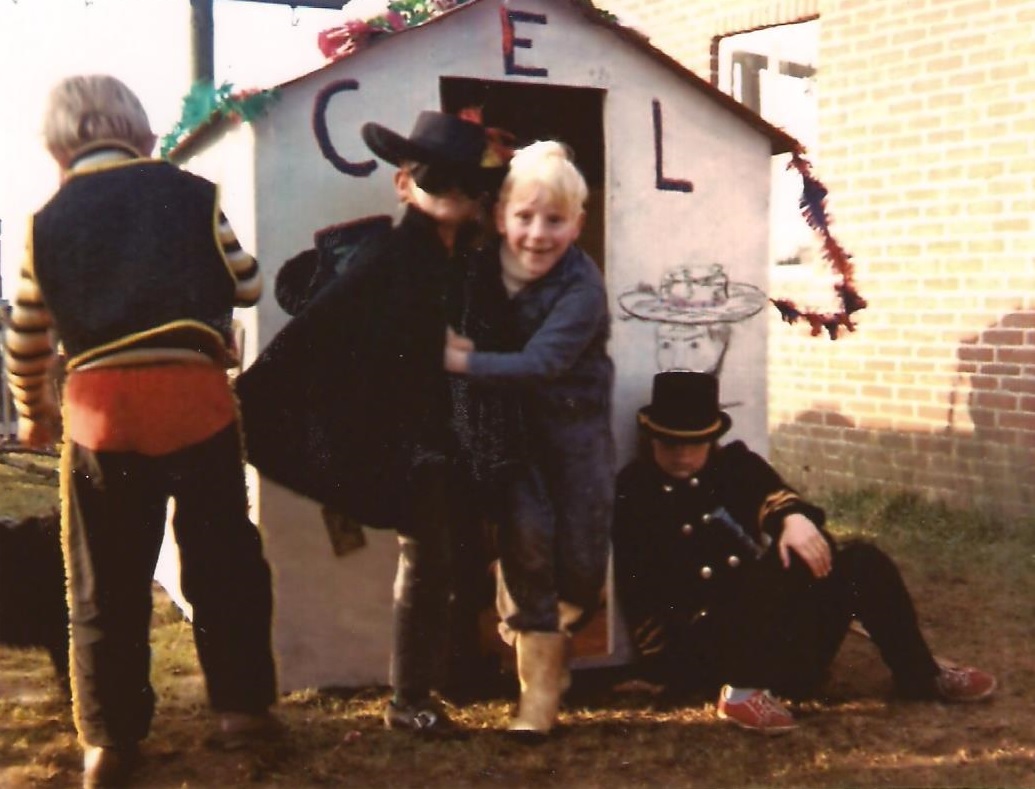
left=604, top=0, right=1035, bottom=518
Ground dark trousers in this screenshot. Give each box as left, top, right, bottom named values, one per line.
left=390, top=465, right=453, bottom=705
left=686, top=540, right=940, bottom=699
left=65, top=425, right=276, bottom=747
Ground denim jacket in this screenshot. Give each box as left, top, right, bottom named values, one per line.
left=466, top=244, right=613, bottom=426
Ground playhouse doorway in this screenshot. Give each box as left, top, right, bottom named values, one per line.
left=440, top=78, right=606, bottom=272
left=441, top=78, right=613, bottom=666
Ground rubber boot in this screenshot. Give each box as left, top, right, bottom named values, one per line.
left=509, top=631, right=568, bottom=738
left=556, top=602, right=583, bottom=694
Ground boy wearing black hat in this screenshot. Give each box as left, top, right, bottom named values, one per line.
left=612, top=371, right=996, bottom=734
left=237, top=110, right=517, bottom=736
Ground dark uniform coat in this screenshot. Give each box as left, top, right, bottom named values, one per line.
left=612, top=440, right=836, bottom=696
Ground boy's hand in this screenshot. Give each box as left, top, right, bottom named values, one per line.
left=778, top=513, right=831, bottom=579
left=445, top=327, right=475, bottom=351
left=17, top=417, right=55, bottom=448
left=444, top=346, right=470, bottom=373
left=444, top=327, right=473, bottom=372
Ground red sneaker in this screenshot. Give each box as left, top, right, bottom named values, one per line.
left=716, top=685, right=798, bottom=735
left=935, top=664, right=997, bottom=702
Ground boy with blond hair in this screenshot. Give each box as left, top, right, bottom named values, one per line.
left=4, top=74, right=278, bottom=787
left=446, top=140, right=615, bottom=737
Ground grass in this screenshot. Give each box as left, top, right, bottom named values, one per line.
left=0, top=449, right=60, bottom=520
left=2, top=461, right=1034, bottom=788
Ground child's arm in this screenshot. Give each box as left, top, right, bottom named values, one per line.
left=453, top=274, right=607, bottom=384
left=216, top=207, right=263, bottom=307
left=3, top=226, right=60, bottom=446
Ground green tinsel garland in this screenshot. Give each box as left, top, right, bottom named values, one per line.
left=160, top=81, right=279, bottom=159
left=384, top=0, right=463, bottom=27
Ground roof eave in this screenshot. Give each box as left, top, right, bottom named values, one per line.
left=169, top=0, right=801, bottom=161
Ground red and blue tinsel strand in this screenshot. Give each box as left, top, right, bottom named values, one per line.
left=773, top=147, right=868, bottom=340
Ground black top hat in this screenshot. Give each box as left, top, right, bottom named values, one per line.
left=637, top=371, right=732, bottom=443
left=361, top=110, right=502, bottom=171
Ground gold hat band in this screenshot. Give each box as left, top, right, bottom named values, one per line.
left=637, top=412, right=723, bottom=439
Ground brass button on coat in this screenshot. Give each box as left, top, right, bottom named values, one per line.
left=681, top=523, right=693, bottom=535
left=700, top=566, right=713, bottom=579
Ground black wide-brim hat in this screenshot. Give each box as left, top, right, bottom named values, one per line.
left=637, top=371, right=732, bottom=443
left=361, top=110, right=506, bottom=187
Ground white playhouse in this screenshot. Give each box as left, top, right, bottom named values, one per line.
left=170, top=0, right=797, bottom=691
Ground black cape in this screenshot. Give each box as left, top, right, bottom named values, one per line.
left=236, top=209, right=523, bottom=533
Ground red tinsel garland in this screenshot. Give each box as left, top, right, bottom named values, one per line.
left=771, top=146, right=868, bottom=340
left=317, top=1, right=465, bottom=62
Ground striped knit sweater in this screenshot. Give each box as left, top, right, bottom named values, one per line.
left=3, top=146, right=262, bottom=431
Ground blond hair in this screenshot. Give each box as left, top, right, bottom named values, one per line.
left=499, top=140, right=588, bottom=218
left=42, top=75, right=154, bottom=167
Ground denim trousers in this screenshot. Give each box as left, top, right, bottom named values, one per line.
left=495, top=416, right=614, bottom=636
left=65, top=425, right=277, bottom=747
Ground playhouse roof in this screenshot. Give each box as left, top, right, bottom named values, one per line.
left=170, top=0, right=799, bottom=162
left=562, top=0, right=799, bottom=155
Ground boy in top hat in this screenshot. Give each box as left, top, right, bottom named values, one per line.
left=612, top=371, right=996, bottom=734
left=4, top=74, right=278, bottom=786
left=237, top=110, right=520, bottom=735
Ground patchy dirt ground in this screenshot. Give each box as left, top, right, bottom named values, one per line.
left=3, top=554, right=1033, bottom=789
left=1, top=465, right=1033, bottom=788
